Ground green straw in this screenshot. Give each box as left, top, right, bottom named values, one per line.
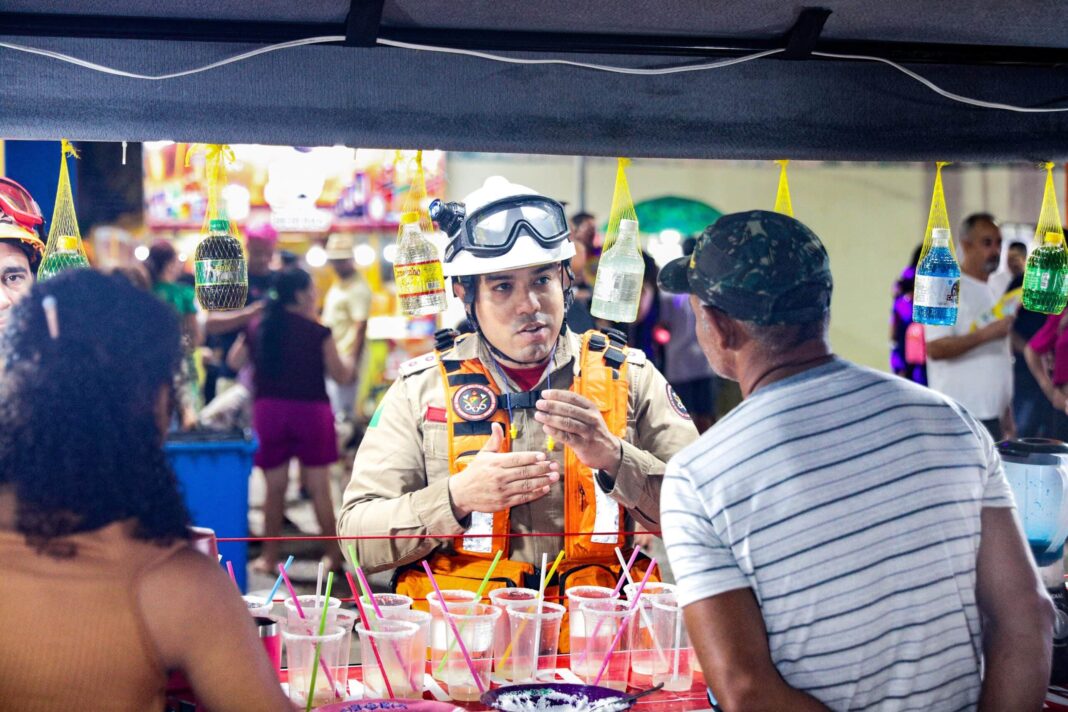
left=434, top=548, right=503, bottom=676
left=305, top=571, right=335, bottom=712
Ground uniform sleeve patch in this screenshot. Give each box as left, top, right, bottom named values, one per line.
left=667, top=384, right=691, bottom=420
left=399, top=352, right=439, bottom=377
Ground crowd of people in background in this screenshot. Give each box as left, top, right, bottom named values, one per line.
left=893, top=212, right=1068, bottom=441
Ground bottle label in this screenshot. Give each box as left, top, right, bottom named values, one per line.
left=394, top=259, right=445, bottom=298
left=195, top=259, right=247, bottom=286
left=592, top=267, right=642, bottom=304
left=914, top=275, right=959, bottom=309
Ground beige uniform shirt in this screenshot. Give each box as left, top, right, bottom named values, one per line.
left=322, top=273, right=372, bottom=355
left=338, top=328, right=699, bottom=573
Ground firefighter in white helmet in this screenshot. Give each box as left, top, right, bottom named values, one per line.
left=338, top=177, right=697, bottom=623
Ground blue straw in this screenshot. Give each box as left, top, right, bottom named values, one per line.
left=263, top=555, right=295, bottom=606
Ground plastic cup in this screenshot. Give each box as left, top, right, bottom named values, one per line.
left=331, top=609, right=357, bottom=695
left=437, top=602, right=500, bottom=702
left=565, top=585, right=619, bottom=677
left=489, top=587, right=538, bottom=683
left=650, top=597, right=692, bottom=692
left=506, top=601, right=566, bottom=683
left=623, top=582, right=676, bottom=683
left=356, top=618, right=422, bottom=699
left=362, top=592, right=413, bottom=616
left=580, top=600, right=634, bottom=691
left=281, top=597, right=339, bottom=627
left=370, top=608, right=430, bottom=693
left=282, top=624, right=346, bottom=707
left=426, top=589, right=480, bottom=682
left=243, top=595, right=273, bottom=617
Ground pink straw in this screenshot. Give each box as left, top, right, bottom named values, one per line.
left=346, top=572, right=396, bottom=700
left=592, top=558, right=657, bottom=687
left=278, top=563, right=342, bottom=700
left=421, top=561, right=485, bottom=694
left=226, top=560, right=238, bottom=587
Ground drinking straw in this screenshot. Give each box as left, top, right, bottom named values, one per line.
left=671, top=600, right=683, bottom=684
left=226, top=560, right=238, bottom=587
left=498, top=549, right=565, bottom=668
left=434, top=549, right=503, bottom=676
left=279, top=563, right=342, bottom=700
left=613, top=546, right=642, bottom=596
left=613, top=547, right=670, bottom=669
left=531, top=552, right=548, bottom=679
left=263, top=555, right=294, bottom=606
left=316, top=561, right=325, bottom=611
left=346, top=571, right=396, bottom=700
left=346, top=544, right=419, bottom=692
left=421, top=560, right=485, bottom=694
left=305, top=571, right=335, bottom=712
left=593, top=559, right=656, bottom=687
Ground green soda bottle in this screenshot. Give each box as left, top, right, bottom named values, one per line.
left=37, top=235, right=89, bottom=282
left=194, top=219, right=248, bottom=311
left=1022, top=232, right=1068, bottom=315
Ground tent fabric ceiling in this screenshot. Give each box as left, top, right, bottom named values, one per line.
left=3, top=2, right=1068, bottom=160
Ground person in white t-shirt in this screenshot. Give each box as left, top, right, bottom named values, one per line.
left=925, top=213, right=1015, bottom=439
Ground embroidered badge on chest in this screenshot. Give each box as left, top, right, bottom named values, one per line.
left=453, top=384, right=498, bottom=421
left=666, top=384, right=691, bottom=420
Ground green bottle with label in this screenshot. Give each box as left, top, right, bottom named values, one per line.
left=1022, top=232, right=1068, bottom=315
left=194, top=219, right=248, bottom=311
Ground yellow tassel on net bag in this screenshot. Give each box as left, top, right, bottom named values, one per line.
left=590, top=158, right=644, bottom=323
left=38, top=140, right=90, bottom=281
left=774, top=159, right=794, bottom=217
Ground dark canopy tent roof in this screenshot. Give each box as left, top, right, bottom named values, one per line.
left=3, top=1, right=1068, bottom=161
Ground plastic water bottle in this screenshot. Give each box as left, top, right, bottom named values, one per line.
left=591, top=218, right=645, bottom=322
left=194, top=219, right=248, bottom=311
left=37, top=235, right=89, bottom=281
left=1023, top=232, right=1068, bottom=315
left=912, top=228, right=960, bottom=326
left=394, top=218, right=447, bottom=316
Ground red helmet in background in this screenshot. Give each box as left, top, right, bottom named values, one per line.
left=0, top=178, right=45, bottom=271
left=0, top=177, right=44, bottom=233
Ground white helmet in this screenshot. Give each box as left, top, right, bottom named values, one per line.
left=434, top=176, right=575, bottom=278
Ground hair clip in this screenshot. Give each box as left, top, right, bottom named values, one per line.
left=41, top=295, right=59, bottom=340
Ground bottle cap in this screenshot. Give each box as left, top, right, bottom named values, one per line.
left=618, top=218, right=639, bottom=235
left=208, top=218, right=230, bottom=232
left=400, top=211, right=421, bottom=225
left=58, top=235, right=79, bottom=251
left=931, top=227, right=951, bottom=242
left=1045, top=231, right=1063, bottom=244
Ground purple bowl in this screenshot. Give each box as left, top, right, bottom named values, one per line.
left=481, top=683, right=632, bottom=711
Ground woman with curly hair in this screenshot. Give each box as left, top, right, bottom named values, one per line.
left=0, top=270, right=290, bottom=711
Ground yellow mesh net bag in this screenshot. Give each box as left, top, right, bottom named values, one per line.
left=601, top=157, right=639, bottom=253
left=774, top=159, right=794, bottom=217
left=186, top=144, right=248, bottom=311
left=1034, top=162, right=1065, bottom=247
left=37, top=140, right=90, bottom=281
left=917, top=162, right=956, bottom=265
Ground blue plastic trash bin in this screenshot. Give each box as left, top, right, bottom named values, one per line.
left=165, top=435, right=258, bottom=592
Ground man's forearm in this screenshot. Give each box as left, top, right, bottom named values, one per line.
left=978, top=613, right=1053, bottom=712
left=927, top=331, right=986, bottom=360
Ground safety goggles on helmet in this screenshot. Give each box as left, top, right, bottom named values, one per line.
left=439, top=195, right=569, bottom=263
left=0, top=177, right=44, bottom=231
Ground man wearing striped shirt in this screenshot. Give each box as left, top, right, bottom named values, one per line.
left=658, top=210, right=1053, bottom=711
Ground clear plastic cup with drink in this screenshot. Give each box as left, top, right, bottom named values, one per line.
left=437, top=602, right=500, bottom=702
left=356, top=618, right=422, bottom=699
left=369, top=608, right=431, bottom=693
left=283, top=595, right=342, bottom=633
left=565, top=585, right=619, bottom=678
left=282, top=624, right=347, bottom=707
left=650, top=597, right=692, bottom=692
left=506, top=601, right=566, bottom=683
left=623, top=582, right=676, bottom=684
left=426, top=589, right=480, bottom=682
left=580, top=600, right=634, bottom=691
left=488, top=587, right=538, bottom=683
left=243, top=595, right=273, bottom=617
left=361, top=592, right=413, bottom=616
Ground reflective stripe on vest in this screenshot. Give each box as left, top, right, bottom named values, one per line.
left=438, top=330, right=627, bottom=563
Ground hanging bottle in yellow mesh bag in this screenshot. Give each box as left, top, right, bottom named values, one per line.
left=38, top=140, right=89, bottom=282
left=1022, top=162, right=1068, bottom=315
left=591, top=158, right=644, bottom=322
left=913, top=162, right=960, bottom=326
left=188, top=144, right=248, bottom=311
left=394, top=211, right=447, bottom=316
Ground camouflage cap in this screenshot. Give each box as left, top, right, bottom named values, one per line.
left=657, top=210, right=832, bottom=325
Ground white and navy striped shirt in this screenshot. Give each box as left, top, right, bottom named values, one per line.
left=662, top=358, right=1015, bottom=711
